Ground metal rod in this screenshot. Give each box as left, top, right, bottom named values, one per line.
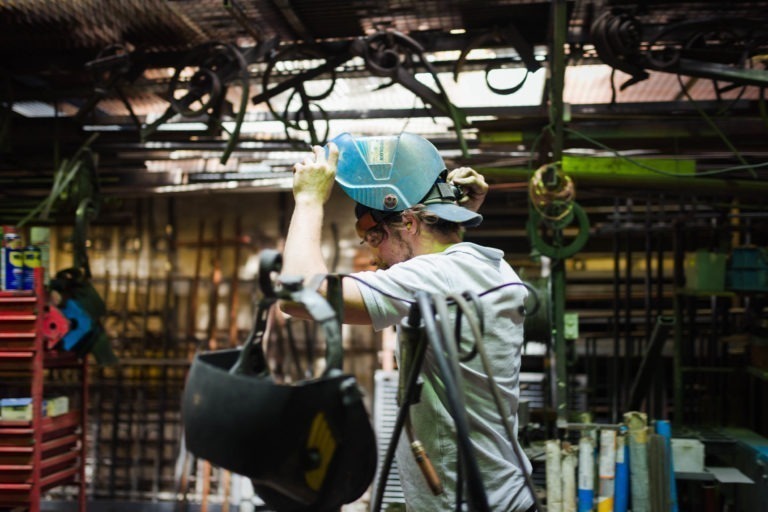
left=611, top=197, right=621, bottom=424
left=552, top=255, right=568, bottom=427
left=655, top=198, right=667, bottom=419
left=672, top=216, right=685, bottom=425
left=550, top=0, right=567, bottom=162
left=624, top=223, right=633, bottom=410
left=565, top=422, right=625, bottom=431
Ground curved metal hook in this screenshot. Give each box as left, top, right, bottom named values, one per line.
left=358, top=29, right=470, bottom=156
left=453, top=24, right=542, bottom=95
left=258, top=249, right=283, bottom=299
left=261, top=44, right=338, bottom=145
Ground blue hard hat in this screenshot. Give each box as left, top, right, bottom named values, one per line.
left=330, top=132, right=482, bottom=226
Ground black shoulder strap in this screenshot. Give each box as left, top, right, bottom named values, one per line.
left=231, top=249, right=345, bottom=377
left=307, top=273, right=344, bottom=374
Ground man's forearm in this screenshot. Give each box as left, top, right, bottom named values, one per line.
left=280, top=143, right=371, bottom=324
left=282, top=198, right=328, bottom=280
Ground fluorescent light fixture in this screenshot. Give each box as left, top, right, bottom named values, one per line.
left=221, top=120, right=286, bottom=134
left=156, top=122, right=208, bottom=131
left=12, top=101, right=60, bottom=118
left=83, top=124, right=126, bottom=132
left=238, top=162, right=272, bottom=172
left=450, top=29, right=466, bottom=35
left=466, top=115, right=499, bottom=122
left=248, top=177, right=293, bottom=189
left=153, top=181, right=239, bottom=194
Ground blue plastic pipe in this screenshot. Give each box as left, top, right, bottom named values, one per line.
left=613, top=429, right=629, bottom=512
left=655, top=420, right=679, bottom=512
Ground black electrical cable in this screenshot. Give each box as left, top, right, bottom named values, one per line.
left=453, top=289, right=484, bottom=362
left=675, top=72, right=757, bottom=179
left=448, top=292, right=546, bottom=512
left=370, top=303, right=428, bottom=512
left=433, top=295, right=471, bottom=512
left=417, top=291, right=490, bottom=512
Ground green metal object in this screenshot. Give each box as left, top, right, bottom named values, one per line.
left=480, top=166, right=768, bottom=195
left=552, top=258, right=568, bottom=427
left=546, top=0, right=570, bottom=428
left=527, top=203, right=590, bottom=261
left=17, top=134, right=100, bottom=228
left=478, top=131, right=524, bottom=144
left=562, top=155, right=696, bottom=176
left=550, top=0, right=567, bottom=162
left=564, top=313, right=579, bottom=340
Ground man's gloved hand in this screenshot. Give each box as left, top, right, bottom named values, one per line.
left=293, top=142, right=339, bottom=205
left=447, top=167, right=489, bottom=212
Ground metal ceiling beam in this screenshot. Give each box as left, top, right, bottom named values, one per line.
left=270, top=0, right=315, bottom=41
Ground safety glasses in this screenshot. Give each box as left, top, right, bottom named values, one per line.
left=356, top=211, right=386, bottom=248
left=359, top=226, right=386, bottom=248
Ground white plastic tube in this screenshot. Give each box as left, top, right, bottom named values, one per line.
left=597, top=429, right=616, bottom=512
left=578, top=432, right=595, bottom=512
left=547, top=439, right=563, bottom=512
left=562, top=442, right=577, bottom=512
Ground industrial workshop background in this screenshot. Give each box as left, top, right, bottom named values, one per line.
left=1, top=0, right=767, bottom=511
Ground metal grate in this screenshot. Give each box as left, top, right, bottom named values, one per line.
left=371, top=370, right=406, bottom=509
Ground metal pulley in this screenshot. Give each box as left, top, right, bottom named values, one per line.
left=141, top=42, right=251, bottom=164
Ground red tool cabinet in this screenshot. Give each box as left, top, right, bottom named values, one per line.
left=0, top=270, right=87, bottom=511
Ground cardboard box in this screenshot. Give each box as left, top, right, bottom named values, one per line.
left=671, top=438, right=705, bottom=473
left=0, top=397, right=46, bottom=421
left=45, top=396, right=70, bottom=417
left=685, top=251, right=727, bottom=292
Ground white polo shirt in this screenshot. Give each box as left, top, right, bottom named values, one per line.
left=353, top=242, right=535, bottom=512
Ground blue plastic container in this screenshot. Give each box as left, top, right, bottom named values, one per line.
left=728, top=247, right=768, bottom=292
left=2, top=247, right=24, bottom=290
left=22, top=245, right=42, bottom=291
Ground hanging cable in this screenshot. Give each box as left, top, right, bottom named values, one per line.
left=447, top=291, right=546, bottom=512
left=370, top=303, right=428, bottom=512
left=676, top=73, right=757, bottom=178
left=417, top=291, right=490, bottom=512
left=433, top=295, right=471, bottom=512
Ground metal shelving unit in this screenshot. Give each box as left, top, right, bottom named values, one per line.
left=0, top=270, right=87, bottom=511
